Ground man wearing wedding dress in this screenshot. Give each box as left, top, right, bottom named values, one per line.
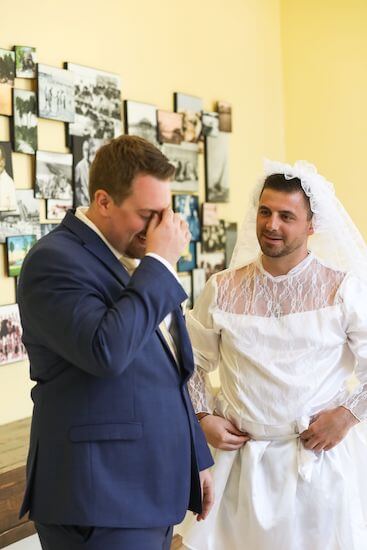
left=177, top=160, right=367, bottom=549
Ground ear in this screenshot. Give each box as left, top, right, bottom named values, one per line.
left=307, top=221, right=314, bottom=236
left=93, top=189, right=113, bottom=217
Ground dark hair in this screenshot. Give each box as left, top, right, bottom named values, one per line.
left=89, top=135, right=175, bottom=204
left=261, top=173, right=312, bottom=220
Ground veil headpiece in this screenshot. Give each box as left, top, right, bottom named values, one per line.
left=230, top=159, right=367, bottom=282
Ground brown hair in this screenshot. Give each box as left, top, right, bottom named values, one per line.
left=89, top=135, right=175, bottom=204
left=261, top=173, right=313, bottom=220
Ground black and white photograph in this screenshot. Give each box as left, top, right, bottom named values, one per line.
left=205, top=132, right=230, bottom=203
left=178, top=273, right=193, bottom=311
left=0, top=142, right=17, bottom=212
left=202, top=202, right=219, bottom=226
left=72, top=136, right=106, bottom=206
left=0, top=304, right=27, bottom=366
left=202, top=220, right=227, bottom=253
left=173, top=194, right=201, bottom=242
left=35, top=150, right=73, bottom=200
left=202, top=111, right=219, bottom=137
left=196, top=242, right=226, bottom=281
left=161, top=142, right=199, bottom=192
left=38, top=63, right=75, bottom=123
left=157, top=110, right=183, bottom=144
left=124, top=100, right=158, bottom=145
left=15, top=45, right=36, bottom=78
left=217, top=100, right=232, bottom=132
left=225, top=221, right=238, bottom=267
left=177, top=241, right=196, bottom=272
left=192, top=268, right=206, bottom=303
left=0, top=190, right=41, bottom=243
left=67, top=63, right=122, bottom=140
left=0, top=48, right=15, bottom=116
left=40, top=223, right=58, bottom=237
left=13, top=89, right=37, bottom=154
left=46, top=198, right=72, bottom=220
left=174, top=92, right=203, bottom=143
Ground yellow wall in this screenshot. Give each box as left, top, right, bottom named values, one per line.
left=280, top=0, right=367, bottom=236
left=0, top=0, right=285, bottom=424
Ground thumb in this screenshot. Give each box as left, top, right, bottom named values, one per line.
left=146, top=212, right=160, bottom=235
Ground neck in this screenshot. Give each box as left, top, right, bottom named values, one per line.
left=261, top=247, right=309, bottom=276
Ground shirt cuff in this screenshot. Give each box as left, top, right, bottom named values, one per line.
left=145, top=253, right=180, bottom=283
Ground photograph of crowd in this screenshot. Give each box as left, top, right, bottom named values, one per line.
left=205, top=132, right=230, bottom=203
left=196, top=242, right=226, bottom=281
left=46, top=198, right=72, bottom=220
left=73, top=136, right=106, bottom=206
left=125, top=100, right=158, bottom=145
left=174, top=92, right=203, bottom=143
left=6, top=234, right=37, bottom=277
left=15, top=45, right=36, bottom=78
left=202, top=111, right=219, bottom=137
left=0, top=304, right=27, bottom=366
left=38, top=63, right=75, bottom=123
left=0, top=189, right=41, bottom=244
left=35, top=150, right=73, bottom=200
left=161, top=142, right=199, bottom=193
left=13, top=89, right=37, bottom=154
left=202, top=220, right=226, bottom=253
left=173, top=194, right=201, bottom=242
left=157, top=110, right=184, bottom=144
left=217, top=100, right=232, bottom=132
left=67, top=63, right=122, bottom=140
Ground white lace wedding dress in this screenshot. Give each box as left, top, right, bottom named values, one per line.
left=176, top=253, right=367, bottom=550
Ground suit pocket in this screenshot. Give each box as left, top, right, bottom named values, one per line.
left=69, top=422, right=143, bottom=442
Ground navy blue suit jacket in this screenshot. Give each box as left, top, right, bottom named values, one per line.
left=18, top=211, right=213, bottom=528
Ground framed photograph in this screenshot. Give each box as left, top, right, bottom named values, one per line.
left=217, top=101, right=232, bottom=132
left=46, top=199, right=72, bottom=220
left=196, top=242, right=226, bottom=281
left=0, top=142, right=17, bottom=212
left=72, top=136, right=106, bottom=207
left=14, top=46, right=36, bottom=78
left=174, top=92, right=203, bottom=143
left=40, top=223, right=58, bottom=237
left=202, top=112, right=219, bottom=137
left=35, top=150, right=73, bottom=200
left=67, top=63, right=122, bottom=140
left=0, top=189, right=41, bottom=244
left=157, top=110, right=183, bottom=144
left=0, top=48, right=15, bottom=116
left=12, top=89, right=37, bottom=154
left=124, top=100, right=158, bottom=145
left=192, top=268, right=206, bottom=303
left=202, top=203, right=219, bottom=226
left=202, top=220, right=226, bottom=253
left=205, top=132, right=230, bottom=203
left=177, top=241, right=196, bottom=272
left=178, top=272, right=193, bottom=311
left=173, top=194, right=201, bottom=242
left=6, top=234, right=37, bottom=277
left=38, top=63, right=75, bottom=123
left=161, top=143, right=199, bottom=192
left=225, top=221, right=238, bottom=267
left=0, top=304, right=27, bottom=366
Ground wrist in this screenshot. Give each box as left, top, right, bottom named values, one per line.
left=339, top=405, right=360, bottom=427
left=197, top=412, right=210, bottom=423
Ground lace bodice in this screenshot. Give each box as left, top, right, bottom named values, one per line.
left=188, top=254, right=367, bottom=422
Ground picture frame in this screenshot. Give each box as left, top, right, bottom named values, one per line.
left=202, top=220, right=226, bottom=253
left=6, top=234, right=37, bottom=277
left=72, top=136, right=106, bottom=207
left=0, top=189, right=41, bottom=244
left=40, top=223, right=58, bottom=238
left=202, top=111, right=219, bottom=137
left=174, top=92, right=203, bottom=143
left=202, top=203, right=219, bottom=226
left=205, top=132, right=230, bottom=203
left=46, top=199, right=72, bottom=220
left=196, top=242, right=226, bottom=281
left=225, top=221, right=238, bottom=267
left=157, top=110, right=184, bottom=144
left=66, top=62, right=122, bottom=140
left=178, top=272, right=193, bottom=311
left=192, top=268, right=206, bottom=303
left=161, top=142, right=199, bottom=193
left=35, top=150, right=73, bottom=200
left=12, top=89, right=37, bottom=155
left=0, top=48, right=15, bottom=116
left=177, top=241, right=196, bottom=272
left=217, top=100, right=232, bottom=132
left=0, top=141, right=17, bottom=212
left=0, top=304, right=27, bottom=366
left=38, top=63, right=75, bottom=123
left=14, top=45, right=36, bottom=78
left=124, top=100, right=158, bottom=145
left=173, top=194, right=201, bottom=242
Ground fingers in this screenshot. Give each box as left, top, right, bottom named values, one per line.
left=145, top=212, right=160, bottom=234
left=197, top=477, right=215, bottom=521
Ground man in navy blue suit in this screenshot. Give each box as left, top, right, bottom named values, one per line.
left=18, top=135, right=214, bottom=549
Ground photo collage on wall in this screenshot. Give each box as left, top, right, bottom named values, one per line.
left=0, top=42, right=236, bottom=365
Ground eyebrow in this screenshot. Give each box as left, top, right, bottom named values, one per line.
left=258, top=206, right=296, bottom=216
left=137, top=209, right=160, bottom=215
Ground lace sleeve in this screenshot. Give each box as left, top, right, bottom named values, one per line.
left=343, top=384, right=367, bottom=421
left=187, top=368, right=216, bottom=414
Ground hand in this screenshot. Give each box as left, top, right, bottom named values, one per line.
left=145, top=208, right=191, bottom=266
left=195, top=468, right=214, bottom=521
left=300, top=406, right=359, bottom=452
left=200, top=414, right=250, bottom=450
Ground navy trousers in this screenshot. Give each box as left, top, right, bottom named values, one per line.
left=35, top=523, right=174, bottom=550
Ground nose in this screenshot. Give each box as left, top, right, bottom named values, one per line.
left=265, top=214, right=280, bottom=232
